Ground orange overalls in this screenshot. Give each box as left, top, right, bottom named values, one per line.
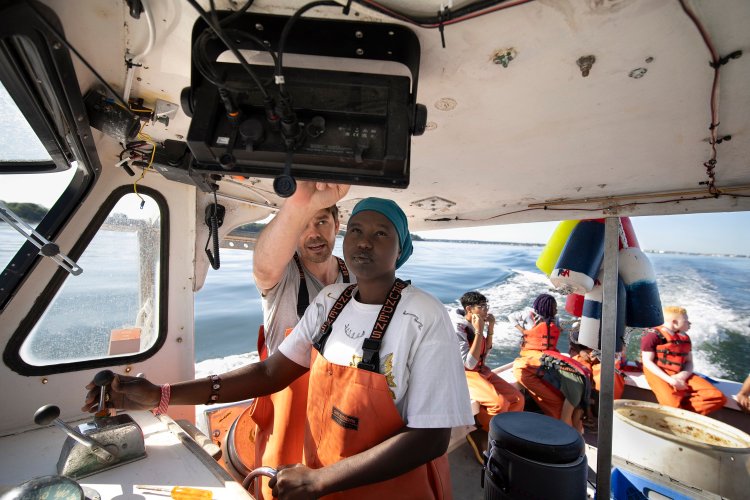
left=301, top=280, right=451, bottom=499
left=643, top=327, right=726, bottom=415
left=573, top=354, right=625, bottom=400
left=304, top=349, right=451, bottom=499
left=513, top=321, right=564, bottom=418
left=250, top=255, right=349, bottom=499
left=463, top=323, right=524, bottom=431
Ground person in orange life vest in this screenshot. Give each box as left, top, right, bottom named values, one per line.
left=569, top=329, right=625, bottom=401
left=453, top=291, right=523, bottom=461
left=736, top=374, right=750, bottom=413
left=251, top=182, right=353, bottom=498
left=641, top=306, right=726, bottom=415
left=511, top=294, right=566, bottom=419
left=84, top=198, right=474, bottom=500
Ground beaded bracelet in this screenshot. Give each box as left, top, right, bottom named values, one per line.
left=152, top=383, right=171, bottom=415
left=205, top=374, right=221, bottom=405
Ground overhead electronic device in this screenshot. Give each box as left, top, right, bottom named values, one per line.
left=182, top=11, right=425, bottom=195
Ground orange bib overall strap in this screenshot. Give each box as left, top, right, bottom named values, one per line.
left=306, top=280, right=452, bottom=499
left=250, top=326, right=309, bottom=500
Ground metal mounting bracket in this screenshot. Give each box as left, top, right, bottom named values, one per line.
left=0, top=201, right=82, bottom=275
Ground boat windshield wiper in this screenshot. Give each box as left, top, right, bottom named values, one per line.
left=0, top=201, right=82, bottom=276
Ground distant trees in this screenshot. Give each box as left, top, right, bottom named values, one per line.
left=1, top=201, right=48, bottom=223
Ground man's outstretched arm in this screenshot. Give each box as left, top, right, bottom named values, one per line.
left=253, top=181, right=349, bottom=293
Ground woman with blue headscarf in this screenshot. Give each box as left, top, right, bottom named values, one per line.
left=270, top=197, right=473, bottom=498
left=85, top=197, right=473, bottom=499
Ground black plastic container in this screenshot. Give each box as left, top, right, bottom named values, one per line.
left=484, top=412, right=587, bottom=499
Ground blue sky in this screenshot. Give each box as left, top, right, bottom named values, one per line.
left=415, top=212, right=750, bottom=256
left=1, top=169, right=747, bottom=255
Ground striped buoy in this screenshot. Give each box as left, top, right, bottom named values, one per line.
left=536, top=220, right=579, bottom=276
left=550, top=220, right=605, bottom=294
left=619, top=247, right=663, bottom=327
left=578, top=273, right=602, bottom=349
left=577, top=274, right=626, bottom=352
left=565, top=293, right=584, bottom=317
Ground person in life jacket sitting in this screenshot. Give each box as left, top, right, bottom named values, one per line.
left=569, top=329, right=625, bottom=429
left=511, top=294, right=590, bottom=431
left=83, top=198, right=474, bottom=500
left=569, top=329, right=626, bottom=402
left=453, top=291, right=524, bottom=462
left=641, top=306, right=726, bottom=415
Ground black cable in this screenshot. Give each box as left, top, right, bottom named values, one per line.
left=186, top=0, right=269, bottom=99
left=351, top=0, right=535, bottom=28
left=276, top=1, right=340, bottom=93
left=193, top=28, right=277, bottom=92
left=219, top=0, right=256, bottom=26
left=26, top=0, right=135, bottom=113
left=205, top=190, right=221, bottom=270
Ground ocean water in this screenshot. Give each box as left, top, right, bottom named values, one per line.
left=2, top=224, right=747, bottom=380
left=195, top=239, right=750, bottom=381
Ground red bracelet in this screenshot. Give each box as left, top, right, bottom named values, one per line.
left=152, top=383, right=171, bottom=415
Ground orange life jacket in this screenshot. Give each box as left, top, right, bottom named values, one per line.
left=521, top=321, right=560, bottom=352
left=653, top=326, right=691, bottom=375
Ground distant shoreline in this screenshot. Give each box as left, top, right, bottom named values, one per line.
left=414, top=238, right=750, bottom=259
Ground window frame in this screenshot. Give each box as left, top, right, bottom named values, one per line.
left=3, top=185, right=170, bottom=376
left=0, top=0, right=103, bottom=309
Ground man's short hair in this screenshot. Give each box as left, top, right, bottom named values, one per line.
left=326, top=205, right=339, bottom=223
left=460, top=291, right=487, bottom=309
left=663, top=305, right=687, bottom=316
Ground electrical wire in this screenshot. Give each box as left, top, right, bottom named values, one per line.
left=424, top=193, right=749, bottom=223
left=351, top=0, right=535, bottom=28
left=25, top=0, right=134, bottom=113
left=276, top=1, right=340, bottom=93
left=677, top=0, right=733, bottom=197
left=186, top=0, right=269, bottom=99
left=123, top=0, right=156, bottom=102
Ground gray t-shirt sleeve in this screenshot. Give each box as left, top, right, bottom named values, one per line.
left=258, top=260, right=301, bottom=356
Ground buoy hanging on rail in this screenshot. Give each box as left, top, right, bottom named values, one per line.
left=565, top=293, right=584, bottom=317
left=536, top=220, right=579, bottom=276
left=616, top=218, right=662, bottom=327
left=578, top=273, right=602, bottom=349
left=620, top=247, right=663, bottom=327
left=577, top=273, right=627, bottom=352
left=550, top=220, right=605, bottom=294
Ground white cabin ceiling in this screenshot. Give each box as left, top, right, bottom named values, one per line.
left=47, top=0, right=750, bottom=230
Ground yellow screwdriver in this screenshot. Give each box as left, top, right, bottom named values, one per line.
left=136, top=485, right=213, bottom=499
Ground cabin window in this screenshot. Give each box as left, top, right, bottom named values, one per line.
left=18, top=193, right=163, bottom=366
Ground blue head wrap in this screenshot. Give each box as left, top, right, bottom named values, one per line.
left=350, top=197, right=413, bottom=269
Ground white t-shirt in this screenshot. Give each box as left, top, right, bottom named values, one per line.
left=279, top=283, right=474, bottom=429
left=259, top=258, right=352, bottom=356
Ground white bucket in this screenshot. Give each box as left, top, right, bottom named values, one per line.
left=612, top=400, right=750, bottom=498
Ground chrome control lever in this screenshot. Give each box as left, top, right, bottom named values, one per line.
left=34, top=405, right=116, bottom=463
left=93, top=370, right=115, bottom=415
left=242, top=466, right=278, bottom=496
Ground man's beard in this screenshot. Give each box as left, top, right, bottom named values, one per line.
left=300, top=239, right=331, bottom=264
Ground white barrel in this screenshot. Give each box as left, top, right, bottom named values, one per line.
left=612, top=400, right=750, bottom=498
left=578, top=273, right=602, bottom=349
left=618, top=247, right=663, bottom=327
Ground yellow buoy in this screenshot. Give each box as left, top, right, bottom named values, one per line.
left=536, top=220, right=579, bottom=275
